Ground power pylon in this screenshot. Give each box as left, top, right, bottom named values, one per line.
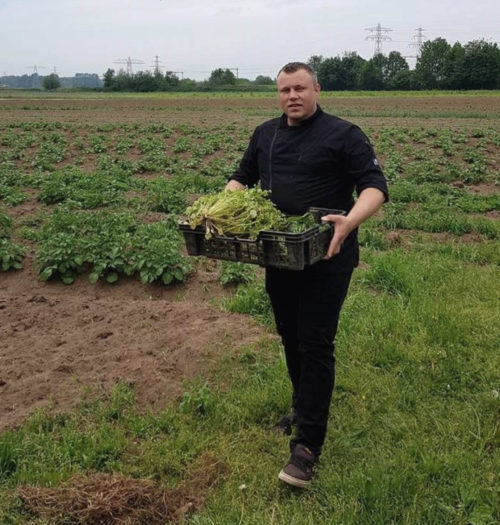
left=151, top=55, right=162, bottom=74
left=365, top=23, right=393, bottom=55
left=25, top=65, right=46, bottom=75
left=114, top=57, right=145, bottom=75
left=409, top=26, right=427, bottom=55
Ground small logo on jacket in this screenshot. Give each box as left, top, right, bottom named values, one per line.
left=373, top=158, right=379, bottom=166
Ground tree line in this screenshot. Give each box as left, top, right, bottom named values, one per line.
left=0, top=73, right=102, bottom=90
left=101, top=68, right=274, bottom=92
left=310, top=38, right=499, bottom=90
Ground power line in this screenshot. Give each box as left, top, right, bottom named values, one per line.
left=365, top=23, right=393, bottom=55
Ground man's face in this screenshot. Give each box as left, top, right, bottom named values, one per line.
left=276, top=69, right=320, bottom=126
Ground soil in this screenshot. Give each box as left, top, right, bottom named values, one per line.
left=0, top=255, right=271, bottom=431
left=1, top=94, right=498, bottom=128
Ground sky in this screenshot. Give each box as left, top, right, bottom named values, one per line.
left=1, top=0, right=499, bottom=80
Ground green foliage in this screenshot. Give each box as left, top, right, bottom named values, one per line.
left=0, top=164, right=28, bottom=206
left=32, top=132, right=67, bottom=170
left=103, top=69, right=181, bottom=92
left=36, top=207, right=191, bottom=284
left=186, top=189, right=285, bottom=238
left=179, top=384, right=213, bottom=416
left=186, top=189, right=317, bottom=239
left=145, top=177, right=187, bottom=214
left=380, top=202, right=499, bottom=238
left=42, top=73, right=61, bottom=90
left=127, top=220, right=191, bottom=285
left=218, top=261, right=256, bottom=285
left=0, top=238, right=25, bottom=271
left=388, top=179, right=500, bottom=212
left=208, top=68, right=237, bottom=86
left=415, top=38, right=452, bottom=89
left=223, top=278, right=273, bottom=325
left=0, top=208, right=25, bottom=271
left=37, top=166, right=134, bottom=208
left=0, top=208, right=12, bottom=238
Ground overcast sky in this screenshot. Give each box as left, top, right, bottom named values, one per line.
left=1, top=0, right=499, bottom=80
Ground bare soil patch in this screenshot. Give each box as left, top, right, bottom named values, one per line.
left=0, top=257, right=271, bottom=431
left=1, top=94, right=498, bottom=128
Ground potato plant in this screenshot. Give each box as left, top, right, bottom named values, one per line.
left=0, top=209, right=25, bottom=271
left=36, top=207, right=191, bottom=285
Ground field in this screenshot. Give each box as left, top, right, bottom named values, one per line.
left=0, top=91, right=499, bottom=524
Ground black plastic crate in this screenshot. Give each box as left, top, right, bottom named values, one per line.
left=179, top=207, right=345, bottom=271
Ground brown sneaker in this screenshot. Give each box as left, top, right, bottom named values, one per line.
left=278, top=444, right=316, bottom=488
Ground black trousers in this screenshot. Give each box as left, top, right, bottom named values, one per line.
left=265, top=258, right=354, bottom=456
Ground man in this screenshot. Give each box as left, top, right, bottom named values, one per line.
left=226, top=62, right=388, bottom=488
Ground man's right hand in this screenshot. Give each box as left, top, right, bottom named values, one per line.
left=225, top=180, right=245, bottom=191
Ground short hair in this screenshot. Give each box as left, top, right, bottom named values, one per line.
left=277, top=62, right=318, bottom=84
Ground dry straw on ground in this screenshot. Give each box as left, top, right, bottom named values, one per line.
left=17, top=454, right=226, bottom=524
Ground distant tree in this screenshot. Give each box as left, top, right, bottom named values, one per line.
left=389, top=69, right=416, bottom=90
left=73, top=73, right=101, bottom=89
left=383, top=51, right=409, bottom=88
left=133, top=71, right=157, bottom=92
left=307, top=55, right=324, bottom=73
left=164, top=71, right=180, bottom=88
left=358, top=54, right=385, bottom=90
left=316, top=53, right=365, bottom=90
left=179, top=78, right=198, bottom=90
left=209, top=68, right=236, bottom=85
left=103, top=68, right=115, bottom=89
left=42, top=73, right=60, bottom=90
left=254, top=75, right=274, bottom=85
left=415, top=38, right=451, bottom=89
left=462, top=40, right=500, bottom=89
left=111, top=70, right=130, bottom=91
left=340, top=52, right=366, bottom=90
left=441, top=42, right=465, bottom=89
left=317, top=57, right=344, bottom=90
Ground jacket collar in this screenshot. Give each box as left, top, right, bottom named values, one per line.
left=279, top=105, right=323, bottom=129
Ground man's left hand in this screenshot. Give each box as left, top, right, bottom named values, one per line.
left=321, top=214, right=354, bottom=259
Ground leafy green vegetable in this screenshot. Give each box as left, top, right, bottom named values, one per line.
left=186, top=189, right=316, bottom=239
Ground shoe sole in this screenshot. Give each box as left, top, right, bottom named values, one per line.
left=278, top=469, right=311, bottom=489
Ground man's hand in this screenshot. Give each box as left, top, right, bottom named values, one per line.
left=321, top=188, right=386, bottom=260
left=321, top=214, right=354, bottom=259
left=225, top=180, right=245, bottom=191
